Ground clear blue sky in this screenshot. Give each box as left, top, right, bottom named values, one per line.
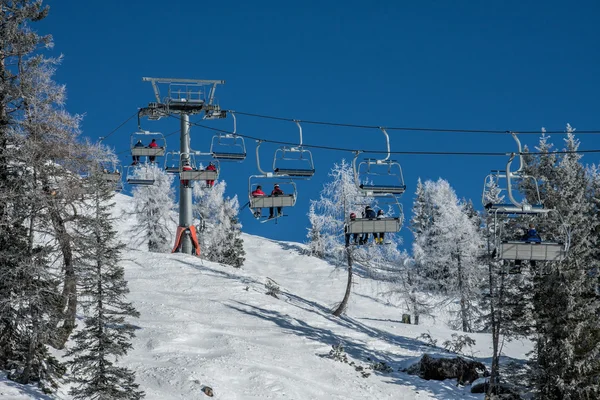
left=39, top=0, right=600, bottom=249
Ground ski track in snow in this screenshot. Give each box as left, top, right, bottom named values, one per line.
left=2, top=193, right=532, bottom=399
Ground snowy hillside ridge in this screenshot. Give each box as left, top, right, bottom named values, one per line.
left=2, top=192, right=531, bottom=399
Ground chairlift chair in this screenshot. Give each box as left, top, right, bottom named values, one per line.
left=344, top=194, right=403, bottom=235
left=491, top=209, right=569, bottom=262
left=248, top=141, right=298, bottom=218
left=164, top=151, right=182, bottom=173
left=483, top=132, right=569, bottom=262
left=130, top=130, right=166, bottom=158
left=97, top=161, right=123, bottom=192
left=352, top=128, right=406, bottom=196
left=126, top=164, right=156, bottom=186
left=272, top=121, right=315, bottom=178
left=179, top=153, right=220, bottom=182
left=248, top=176, right=297, bottom=212
left=210, top=112, right=247, bottom=161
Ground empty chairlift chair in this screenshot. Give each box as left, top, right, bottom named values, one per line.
left=272, top=121, right=315, bottom=178
left=209, top=112, right=247, bottom=161
left=352, top=128, right=406, bottom=196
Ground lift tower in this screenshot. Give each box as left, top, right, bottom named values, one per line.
left=139, top=77, right=226, bottom=254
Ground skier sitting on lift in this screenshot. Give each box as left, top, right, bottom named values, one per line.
left=360, top=206, right=377, bottom=244
left=251, top=185, right=266, bottom=218
left=132, top=140, right=144, bottom=165
left=181, top=162, right=193, bottom=188
left=269, top=184, right=284, bottom=219
left=522, top=223, right=542, bottom=243
left=345, top=212, right=359, bottom=247
left=148, top=139, right=159, bottom=163
left=375, top=209, right=385, bottom=244
left=206, top=162, right=217, bottom=187
left=513, top=223, right=542, bottom=271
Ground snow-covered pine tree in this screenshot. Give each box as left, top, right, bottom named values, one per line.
left=129, top=164, right=176, bottom=252
left=193, top=180, right=245, bottom=267
left=523, top=128, right=600, bottom=399
left=308, top=160, right=402, bottom=316
left=0, top=0, right=89, bottom=388
left=405, top=178, right=436, bottom=324
left=412, top=179, right=484, bottom=332
left=67, top=170, right=144, bottom=400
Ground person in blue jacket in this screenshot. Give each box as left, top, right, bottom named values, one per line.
left=522, top=223, right=542, bottom=243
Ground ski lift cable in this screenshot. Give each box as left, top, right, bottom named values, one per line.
left=228, top=110, right=600, bottom=135
left=99, top=112, right=139, bottom=142
left=183, top=117, right=600, bottom=157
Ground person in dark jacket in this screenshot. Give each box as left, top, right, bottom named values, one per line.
left=345, top=212, right=359, bottom=247
left=360, top=206, right=376, bottom=244
left=132, top=140, right=144, bottom=164
left=522, top=223, right=542, bottom=243
left=269, top=184, right=284, bottom=219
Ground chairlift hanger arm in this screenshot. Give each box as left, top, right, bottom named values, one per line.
left=379, top=127, right=390, bottom=162
left=255, top=141, right=269, bottom=175
left=510, top=131, right=525, bottom=173
left=295, top=120, right=303, bottom=147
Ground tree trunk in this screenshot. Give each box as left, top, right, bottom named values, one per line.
left=488, top=260, right=500, bottom=396
left=456, top=251, right=470, bottom=332
left=333, top=248, right=353, bottom=317
left=47, top=200, right=76, bottom=349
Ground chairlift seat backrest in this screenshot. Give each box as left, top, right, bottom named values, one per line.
left=274, top=168, right=315, bottom=177
left=251, top=194, right=296, bottom=208
left=212, top=152, right=247, bottom=161
left=346, top=218, right=401, bottom=234
left=499, top=242, right=565, bottom=261
left=359, top=184, right=406, bottom=195
left=127, top=178, right=155, bottom=186
left=131, top=147, right=166, bottom=157
left=486, top=203, right=547, bottom=215
left=180, top=170, right=218, bottom=181
left=103, top=173, right=121, bottom=182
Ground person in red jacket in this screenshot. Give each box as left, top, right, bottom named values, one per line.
left=148, top=138, right=159, bottom=163
left=269, top=183, right=284, bottom=219
left=251, top=185, right=266, bottom=218
left=180, top=162, right=193, bottom=188
left=206, top=162, right=217, bottom=187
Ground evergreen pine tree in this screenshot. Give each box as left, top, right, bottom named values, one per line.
left=193, top=181, right=245, bottom=267
left=67, top=172, right=144, bottom=400
left=129, top=164, right=176, bottom=252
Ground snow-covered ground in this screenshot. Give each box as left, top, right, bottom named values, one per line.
left=2, top=193, right=532, bottom=399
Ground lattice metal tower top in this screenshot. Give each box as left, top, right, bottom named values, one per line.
left=139, top=77, right=226, bottom=120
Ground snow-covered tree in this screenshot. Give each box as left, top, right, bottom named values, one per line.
left=193, top=181, right=245, bottom=267
left=522, top=127, right=600, bottom=399
left=67, top=172, right=144, bottom=400
left=0, top=0, right=91, bottom=388
left=412, top=179, right=484, bottom=332
left=129, top=164, right=176, bottom=252
left=308, top=160, right=403, bottom=316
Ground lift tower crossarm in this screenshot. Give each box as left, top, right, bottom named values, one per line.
left=142, top=77, right=225, bottom=104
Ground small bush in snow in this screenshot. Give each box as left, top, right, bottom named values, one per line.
left=417, top=332, right=438, bottom=348
left=265, top=279, right=280, bottom=298
left=442, top=333, right=476, bottom=355
left=327, top=343, right=348, bottom=363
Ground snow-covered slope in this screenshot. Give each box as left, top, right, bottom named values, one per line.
left=2, top=193, right=532, bottom=399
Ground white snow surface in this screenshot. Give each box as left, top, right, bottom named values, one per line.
left=2, top=193, right=532, bottom=399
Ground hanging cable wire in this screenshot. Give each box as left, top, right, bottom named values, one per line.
left=180, top=115, right=600, bottom=157
left=99, top=112, right=139, bottom=142
left=230, top=110, right=600, bottom=135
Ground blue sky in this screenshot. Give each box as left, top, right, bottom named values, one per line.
left=39, top=0, right=600, bottom=249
